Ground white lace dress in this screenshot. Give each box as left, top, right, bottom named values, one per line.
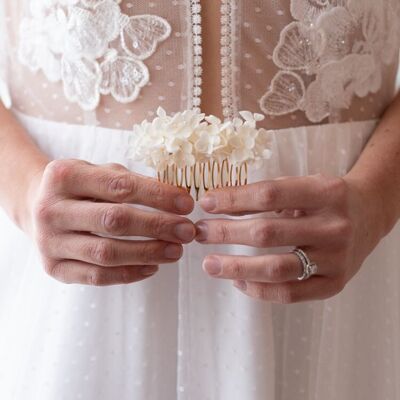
left=0, top=1, right=400, bottom=399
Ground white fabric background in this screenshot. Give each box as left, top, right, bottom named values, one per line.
left=0, top=114, right=399, bottom=400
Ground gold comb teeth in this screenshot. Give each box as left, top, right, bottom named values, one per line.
left=127, top=107, right=272, bottom=200
left=157, top=160, right=248, bottom=201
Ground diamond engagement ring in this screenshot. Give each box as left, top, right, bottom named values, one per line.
left=292, top=248, right=318, bottom=281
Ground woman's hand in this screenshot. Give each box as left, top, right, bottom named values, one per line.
left=27, top=159, right=195, bottom=286
left=195, top=173, right=387, bottom=303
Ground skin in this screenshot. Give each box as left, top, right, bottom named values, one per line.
left=201, top=0, right=222, bottom=117
left=0, top=108, right=196, bottom=286
left=196, top=94, right=400, bottom=303
left=196, top=0, right=400, bottom=303
left=29, top=160, right=196, bottom=285
left=0, top=2, right=399, bottom=298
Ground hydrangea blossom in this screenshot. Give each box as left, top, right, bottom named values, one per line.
left=127, top=107, right=273, bottom=173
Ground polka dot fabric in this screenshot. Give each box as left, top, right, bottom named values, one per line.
left=1, top=1, right=399, bottom=129
left=3, top=1, right=192, bottom=129
left=235, top=0, right=399, bottom=128
left=0, top=115, right=399, bottom=400
left=0, top=1, right=400, bottom=399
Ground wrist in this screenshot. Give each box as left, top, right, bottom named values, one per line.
left=16, top=159, right=49, bottom=237
left=344, top=172, right=398, bottom=241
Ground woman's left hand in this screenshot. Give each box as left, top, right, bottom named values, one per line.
left=195, top=173, right=386, bottom=303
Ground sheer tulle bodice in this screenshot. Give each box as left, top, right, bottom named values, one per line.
left=1, top=0, right=399, bottom=130
left=1, top=3, right=400, bottom=400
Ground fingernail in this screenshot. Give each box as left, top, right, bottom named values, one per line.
left=199, top=195, right=216, bottom=212
left=234, top=280, right=247, bottom=291
left=174, top=223, right=196, bottom=242
left=203, top=256, right=222, bottom=276
left=165, top=244, right=183, bottom=259
left=195, top=222, right=208, bottom=242
left=175, top=195, right=194, bottom=214
left=141, top=266, right=159, bottom=276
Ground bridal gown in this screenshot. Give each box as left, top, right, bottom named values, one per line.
left=1, top=1, right=400, bottom=399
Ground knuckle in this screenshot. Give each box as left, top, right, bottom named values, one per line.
left=229, top=260, right=246, bottom=279
left=216, top=223, right=231, bottom=243
left=224, top=190, right=237, bottom=209
left=251, top=222, right=276, bottom=247
left=267, top=259, right=286, bottom=281
left=89, top=240, right=115, bottom=266
left=330, top=218, right=354, bottom=241
left=102, top=205, right=129, bottom=235
left=32, top=201, right=51, bottom=224
left=151, top=214, right=166, bottom=238
left=319, top=175, right=348, bottom=202
left=35, top=232, right=51, bottom=254
left=44, top=159, right=75, bottom=185
left=32, top=200, right=57, bottom=226
left=146, top=181, right=164, bottom=202
left=87, top=270, right=107, bottom=286
left=120, top=269, right=132, bottom=284
left=119, top=269, right=139, bottom=284
left=328, top=176, right=347, bottom=194
left=252, top=284, right=268, bottom=301
left=258, top=181, right=280, bottom=208
left=135, top=242, right=154, bottom=263
left=106, top=163, right=127, bottom=172
left=42, top=259, right=55, bottom=277
left=49, top=262, right=71, bottom=284
left=108, top=174, right=135, bottom=202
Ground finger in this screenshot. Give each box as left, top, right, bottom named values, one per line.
left=45, top=259, right=159, bottom=286
left=88, top=164, right=128, bottom=203
left=102, top=163, right=129, bottom=172
left=50, top=233, right=184, bottom=267
left=199, top=175, right=333, bottom=215
left=233, top=276, right=341, bottom=303
left=195, top=216, right=329, bottom=247
left=52, top=200, right=196, bottom=243
left=274, top=209, right=306, bottom=218
left=45, top=160, right=194, bottom=214
left=202, top=252, right=327, bottom=283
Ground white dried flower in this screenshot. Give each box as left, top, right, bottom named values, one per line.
left=127, top=107, right=273, bottom=172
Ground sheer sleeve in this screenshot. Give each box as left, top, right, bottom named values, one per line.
left=0, top=2, right=11, bottom=109
left=3, top=0, right=400, bottom=130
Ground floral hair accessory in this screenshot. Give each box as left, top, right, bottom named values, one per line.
left=126, top=107, right=273, bottom=200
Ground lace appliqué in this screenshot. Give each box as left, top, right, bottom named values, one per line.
left=18, top=0, right=171, bottom=110
left=259, top=0, right=400, bottom=123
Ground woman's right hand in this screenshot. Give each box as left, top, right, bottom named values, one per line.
left=27, top=159, right=196, bottom=286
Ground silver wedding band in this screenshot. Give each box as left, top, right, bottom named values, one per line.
left=292, top=247, right=318, bottom=281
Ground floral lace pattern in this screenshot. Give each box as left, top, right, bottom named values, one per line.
left=18, top=0, right=171, bottom=110
left=259, top=0, right=400, bottom=123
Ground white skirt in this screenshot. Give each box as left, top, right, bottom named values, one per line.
left=0, top=114, right=399, bottom=400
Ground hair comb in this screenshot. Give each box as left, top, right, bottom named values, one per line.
left=127, top=107, right=272, bottom=200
